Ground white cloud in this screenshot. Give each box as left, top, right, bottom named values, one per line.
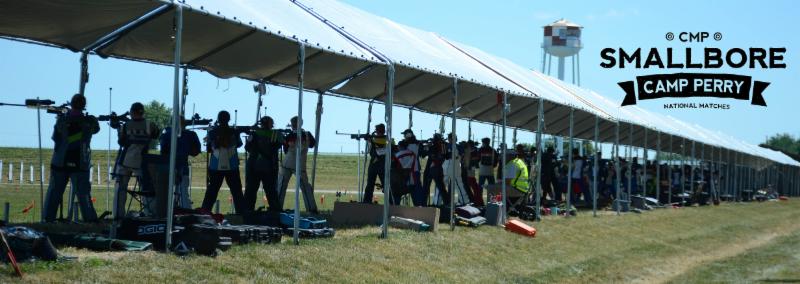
left=533, top=11, right=556, bottom=21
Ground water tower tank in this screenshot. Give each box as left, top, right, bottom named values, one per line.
left=542, top=19, right=583, bottom=57
left=541, top=19, right=583, bottom=83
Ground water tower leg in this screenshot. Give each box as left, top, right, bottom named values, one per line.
left=557, top=57, right=566, bottom=81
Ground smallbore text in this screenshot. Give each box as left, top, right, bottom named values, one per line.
left=600, top=47, right=786, bottom=69
left=663, top=102, right=730, bottom=109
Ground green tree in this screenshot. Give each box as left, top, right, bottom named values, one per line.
left=144, top=100, right=171, bottom=131
left=143, top=100, right=171, bottom=150
left=762, top=133, right=800, bottom=157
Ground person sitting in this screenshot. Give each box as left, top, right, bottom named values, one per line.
left=113, top=102, right=159, bottom=219
left=486, top=146, right=530, bottom=209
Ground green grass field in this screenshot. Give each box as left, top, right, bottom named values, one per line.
left=1, top=201, right=798, bottom=283
left=2, top=147, right=800, bottom=283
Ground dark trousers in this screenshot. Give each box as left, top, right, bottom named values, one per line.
left=541, top=174, right=560, bottom=201
left=244, top=166, right=279, bottom=212
left=388, top=171, right=411, bottom=205
left=202, top=170, right=245, bottom=213
left=43, top=169, right=97, bottom=222
left=465, top=176, right=483, bottom=206
left=363, top=160, right=385, bottom=203
left=422, top=166, right=450, bottom=206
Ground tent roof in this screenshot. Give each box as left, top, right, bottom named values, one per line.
left=0, top=0, right=163, bottom=51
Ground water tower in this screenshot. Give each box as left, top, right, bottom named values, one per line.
left=541, top=19, right=583, bottom=85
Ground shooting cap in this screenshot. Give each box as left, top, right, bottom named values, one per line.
left=401, top=128, right=414, bottom=135
left=218, top=110, right=231, bottom=123
left=260, top=116, right=273, bottom=125
left=70, top=94, right=86, bottom=110
left=481, top=137, right=490, bottom=143
left=130, top=102, right=144, bottom=114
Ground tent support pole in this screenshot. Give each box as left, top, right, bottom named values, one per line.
left=360, top=102, right=373, bottom=202
left=731, top=150, right=735, bottom=200
left=655, top=131, right=661, bottom=205
left=292, top=44, right=306, bottom=245
left=310, top=92, right=323, bottom=190
left=734, top=152, right=739, bottom=202
left=381, top=65, right=395, bottom=239
left=164, top=5, right=183, bottom=251
left=668, top=135, right=673, bottom=205
left=690, top=141, right=696, bottom=196
left=566, top=108, right=574, bottom=217
left=614, top=122, right=621, bottom=215
left=627, top=124, right=633, bottom=204
left=643, top=129, right=648, bottom=200
left=450, top=78, right=458, bottom=231
left=681, top=138, right=686, bottom=204
left=700, top=143, right=705, bottom=196
left=535, top=97, right=544, bottom=221
left=592, top=115, right=599, bottom=217
left=501, top=92, right=508, bottom=223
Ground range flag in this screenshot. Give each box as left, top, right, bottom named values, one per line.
left=21, top=200, right=34, bottom=214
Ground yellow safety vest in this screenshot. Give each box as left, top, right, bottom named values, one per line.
left=511, top=158, right=530, bottom=193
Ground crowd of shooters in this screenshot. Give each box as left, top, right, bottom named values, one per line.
left=41, top=94, right=322, bottom=222
left=40, top=93, right=746, bottom=224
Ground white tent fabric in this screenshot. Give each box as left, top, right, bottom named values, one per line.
left=97, top=0, right=383, bottom=92
left=295, top=0, right=538, bottom=121
left=441, top=40, right=616, bottom=137
left=0, top=0, right=163, bottom=51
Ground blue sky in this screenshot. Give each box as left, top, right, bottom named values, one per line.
left=0, top=0, right=797, bottom=154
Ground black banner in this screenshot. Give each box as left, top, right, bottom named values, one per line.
left=619, top=73, right=768, bottom=106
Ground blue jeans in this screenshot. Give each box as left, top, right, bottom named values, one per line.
left=44, top=169, right=98, bottom=222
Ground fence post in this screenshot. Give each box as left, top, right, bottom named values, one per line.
left=8, top=162, right=13, bottom=183
left=0, top=160, right=3, bottom=184
left=89, top=165, right=94, bottom=184
left=19, top=161, right=24, bottom=184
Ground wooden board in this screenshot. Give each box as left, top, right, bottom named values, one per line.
left=331, top=202, right=440, bottom=231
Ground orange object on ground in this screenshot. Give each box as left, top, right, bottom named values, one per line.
left=779, top=196, right=789, bottom=201
left=505, top=219, right=536, bottom=237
